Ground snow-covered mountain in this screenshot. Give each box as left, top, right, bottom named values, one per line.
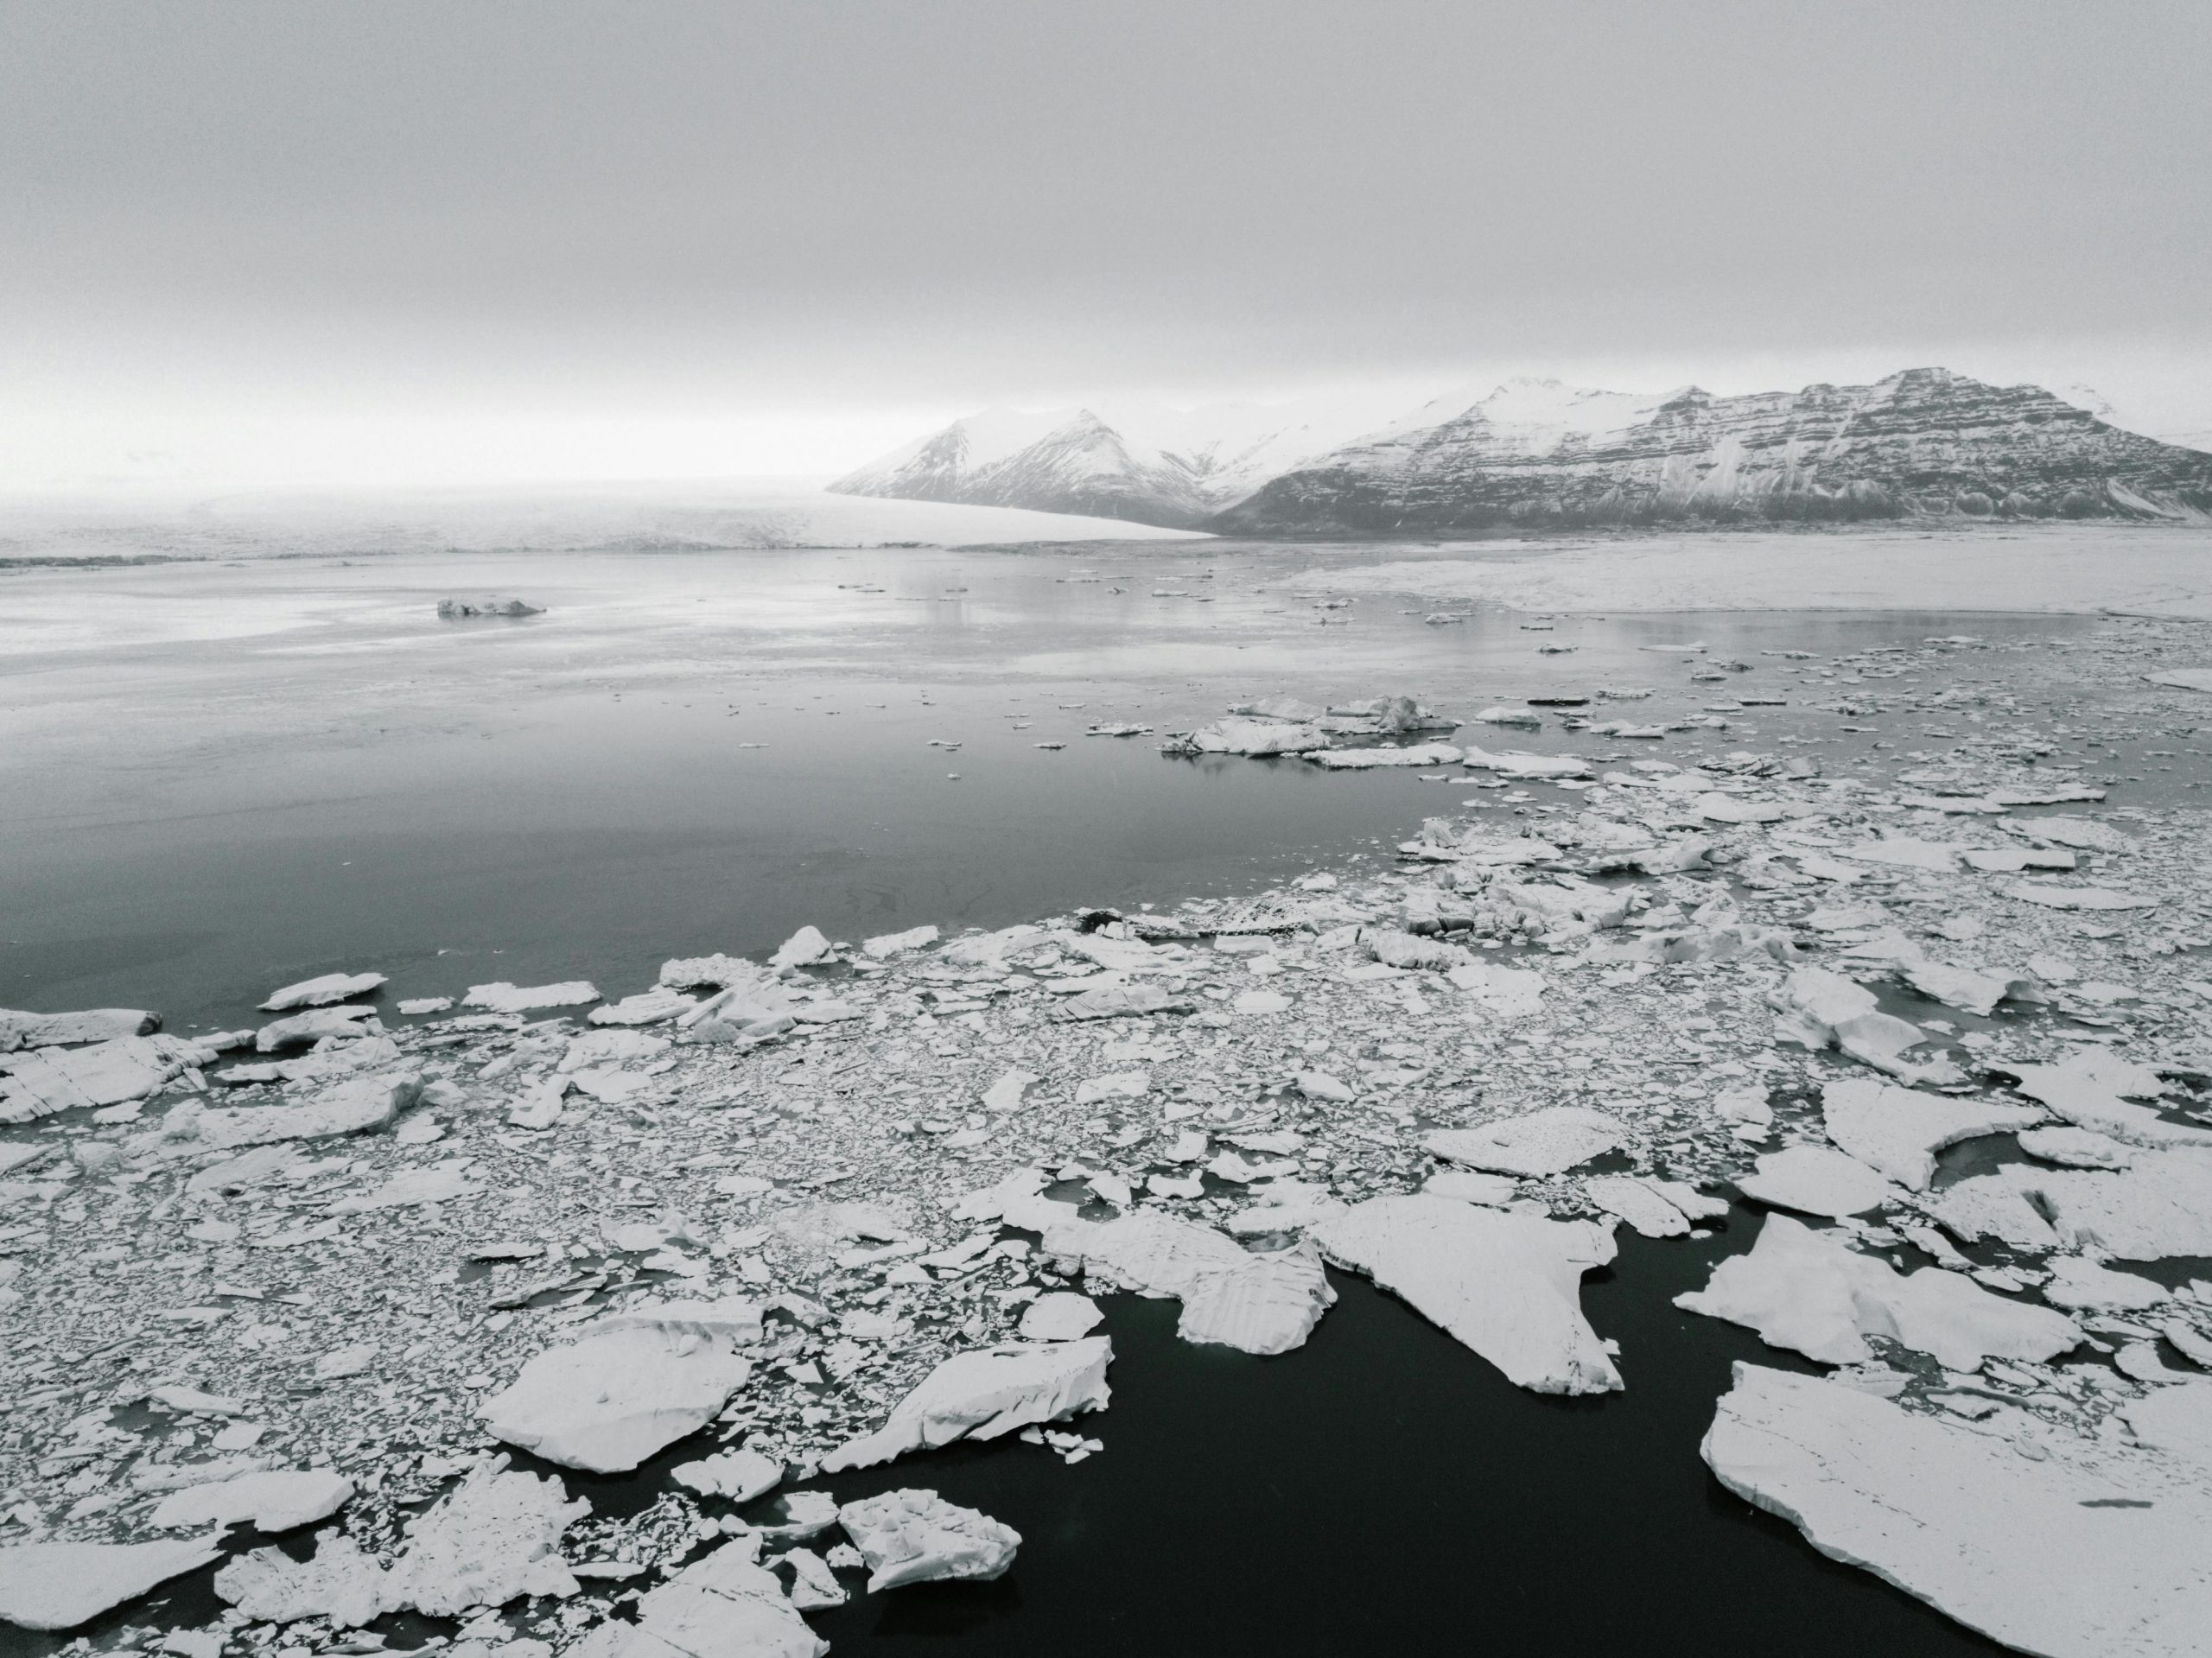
left=1208, top=369, right=2212, bottom=533
left=829, top=397, right=1399, bottom=530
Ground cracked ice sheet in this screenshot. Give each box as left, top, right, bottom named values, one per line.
left=1703, top=1363, right=2212, bottom=1658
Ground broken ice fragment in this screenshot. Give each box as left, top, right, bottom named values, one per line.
left=1023, top=1208, right=1334, bottom=1355
left=383, top=1463, right=588, bottom=1616
left=1018, top=1291, right=1105, bottom=1341
left=462, top=981, right=601, bottom=1013
left=1819, top=1077, right=2043, bottom=1190
left=566, top=1537, right=825, bottom=1658
left=863, top=924, right=939, bottom=958
left=672, top=1447, right=784, bottom=1504
left=214, top=1534, right=389, bottom=1627
left=0, top=1007, right=158, bottom=1051
left=1581, top=1175, right=1690, bottom=1238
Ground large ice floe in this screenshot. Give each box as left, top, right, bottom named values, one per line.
left=1313, top=1194, right=1622, bottom=1394
left=1704, top=1364, right=2212, bottom=1658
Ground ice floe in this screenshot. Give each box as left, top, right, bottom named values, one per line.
left=1313, top=1194, right=1622, bottom=1394
left=1703, top=1363, right=2212, bottom=1658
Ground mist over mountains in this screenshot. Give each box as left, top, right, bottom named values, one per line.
left=832, top=369, right=2212, bottom=534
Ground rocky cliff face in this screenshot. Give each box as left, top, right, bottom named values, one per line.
left=829, top=400, right=1388, bottom=530
left=1206, top=369, right=2212, bottom=534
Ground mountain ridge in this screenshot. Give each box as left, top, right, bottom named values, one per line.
left=833, top=369, right=2212, bottom=535
left=1208, top=368, right=2212, bottom=533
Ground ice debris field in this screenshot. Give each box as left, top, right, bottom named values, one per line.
left=6, top=626, right=2212, bottom=1658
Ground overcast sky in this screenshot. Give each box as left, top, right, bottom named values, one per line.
left=4, top=0, right=2208, bottom=487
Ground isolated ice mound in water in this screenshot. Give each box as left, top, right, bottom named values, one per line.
left=435, top=595, right=543, bottom=618
left=1702, top=1363, right=2212, bottom=1658
left=1422, top=1106, right=1627, bottom=1178
left=837, top=1490, right=1020, bottom=1591
left=1313, top=1194, right=1623, bottom=1394
left=0, top=1536, right=225, bottom=1632
left=259, top=971, right=386, bottom=1012
left=1675, top=1213, right=2081, bottom=1369
left=1022, top=1206, right=1335, bottom=1355
left=820, top=1337, right=1112, bottom=1472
